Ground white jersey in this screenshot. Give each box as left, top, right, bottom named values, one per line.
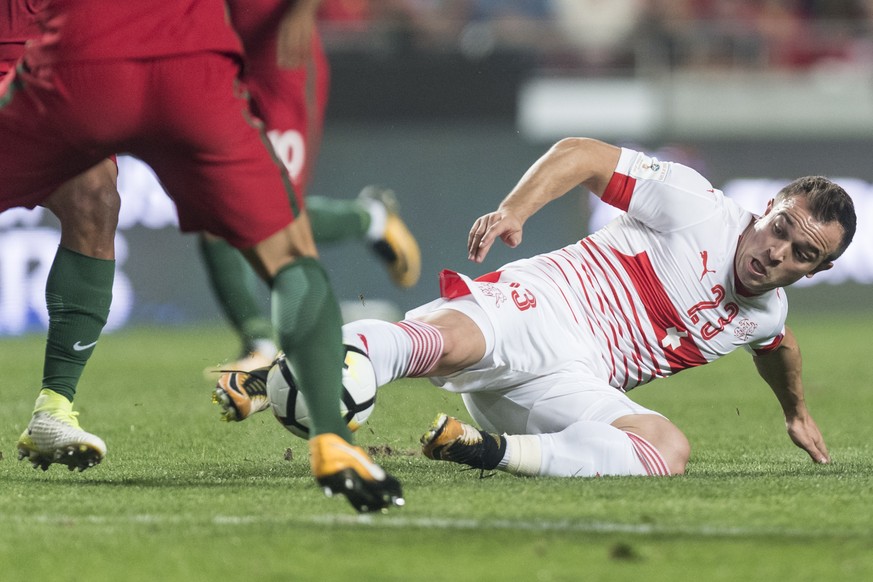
left=418, top=148, right=787, bottom=394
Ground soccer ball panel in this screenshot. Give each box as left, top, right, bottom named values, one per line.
left=266, top=346, right=377, bottom=439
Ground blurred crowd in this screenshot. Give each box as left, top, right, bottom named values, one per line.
left=317, top=0, right=873, bottom=73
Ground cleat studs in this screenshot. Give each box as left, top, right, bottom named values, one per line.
left=323, top=487, right=334, bottom=498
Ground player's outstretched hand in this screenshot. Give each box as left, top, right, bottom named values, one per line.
left=468, top=210, right=524, bottom=263
left=786, top=413, right=830, bottom=464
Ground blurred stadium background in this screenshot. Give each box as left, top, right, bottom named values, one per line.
left=1, top=0, right=871, bottom=336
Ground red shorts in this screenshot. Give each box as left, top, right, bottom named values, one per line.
left=0, top=59, right=14, bottom=79
left=0, top=53, right=299, bottom=249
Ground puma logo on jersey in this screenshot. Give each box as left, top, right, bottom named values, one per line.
left=699, top=250, right=716, bottom=281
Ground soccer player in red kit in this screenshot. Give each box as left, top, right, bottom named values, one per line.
left=202, top=0, right=421, bottom=379
left=0, top=0, right=402, bottom=513
left=1, top=0, right=119, bottom=471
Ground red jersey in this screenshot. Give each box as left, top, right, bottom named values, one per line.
left=226, top=0, right=286, bottom=74
left=24, top=0, right=243, bottom=67
left=0, top=0, right=40, bottom=74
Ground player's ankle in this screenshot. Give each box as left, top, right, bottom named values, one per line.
left=499, top=434, right=542, bottom=476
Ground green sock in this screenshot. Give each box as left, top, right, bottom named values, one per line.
left=43, top=246, right=114, bottom=402
left=271, top=257, right=349, bottom=439
left=307, top=196, right=370, bottom=244
left=198, top=236, right=273, bottom=353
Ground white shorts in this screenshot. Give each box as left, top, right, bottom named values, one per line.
left=406, top=271, right=663, bottom=435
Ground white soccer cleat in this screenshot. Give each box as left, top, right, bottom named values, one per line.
left=17, top=390, right=106, bottom=472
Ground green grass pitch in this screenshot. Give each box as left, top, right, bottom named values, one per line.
left=1, top=313, right=872, bottom=581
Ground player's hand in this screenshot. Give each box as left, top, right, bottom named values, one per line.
left=276, top=1, right=318, bottom=69
left=468, top=210, right=524, bottom=263
left=786, top=413, right=830, bottom=464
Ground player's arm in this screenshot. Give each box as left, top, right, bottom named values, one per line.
left=752, top=326, right=830, bottom=464
left=468, top=138, right=620, bottom=263
left=277, top=0, right=322, bottom=69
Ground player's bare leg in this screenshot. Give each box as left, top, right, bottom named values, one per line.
left=18, top=160, right=119, bottom=471
left=611, top=414, right=691, bottom=475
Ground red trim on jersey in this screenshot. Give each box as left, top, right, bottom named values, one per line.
left=535, top=258, right=580, bottom=324
left=601, top=171, right=636, bottom=212
left=439, top=269, right=471, bottom=299
left=557, top=249, right=618, bottom=384
left=753, top=333, right=784, bottom=355
left=610, top=248, right=709, bottom=373
left=578, top=240, right=650, bottom=388
left=438, top=269, right=501, bottom=299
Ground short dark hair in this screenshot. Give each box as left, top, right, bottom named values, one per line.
left=775, top=176, right=856, bottom=261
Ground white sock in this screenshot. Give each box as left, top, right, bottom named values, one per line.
left=358, top=197, right=388, bottom=241
left=251, top=338, right=279, bottom=359
left=500, top=434, right=542, bottom=476
left=526, top=421, right=670, bottom=477
left=343, top=318, right=443, bottom=386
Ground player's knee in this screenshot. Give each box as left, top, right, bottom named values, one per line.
left=45, top=167, right=120, bottom=244
left=614, top=414, right=690, bottom=476
left=413, top=310, right=486, bottom=375
left=659, top=427, right=691, bottom=475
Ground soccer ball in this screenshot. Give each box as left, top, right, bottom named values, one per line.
left=266, top=345, right=377, bottom=439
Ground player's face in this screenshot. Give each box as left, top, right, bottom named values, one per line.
left=734, top=195, right=844, bottom=294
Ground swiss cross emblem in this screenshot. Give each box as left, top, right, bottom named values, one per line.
left=661, top=326, right=688, bottom=350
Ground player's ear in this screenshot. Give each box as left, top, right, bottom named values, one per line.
left=806, top=261, right=834, bottom=277
left=763, top=198, right=775, bottom=215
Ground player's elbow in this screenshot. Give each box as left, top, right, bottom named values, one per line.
left=551, top=137, right=599, bottom=156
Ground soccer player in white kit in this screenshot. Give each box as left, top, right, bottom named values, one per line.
left=216, top=137, right=855, bottom=478
left=340, top=138, right=856, bottom=478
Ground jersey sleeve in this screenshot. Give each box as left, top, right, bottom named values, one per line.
left=742, top=289, right=789, bottom=355
left=745, top=330, right=785, bottom=355
left=601, top=148, right=727, bottom=233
